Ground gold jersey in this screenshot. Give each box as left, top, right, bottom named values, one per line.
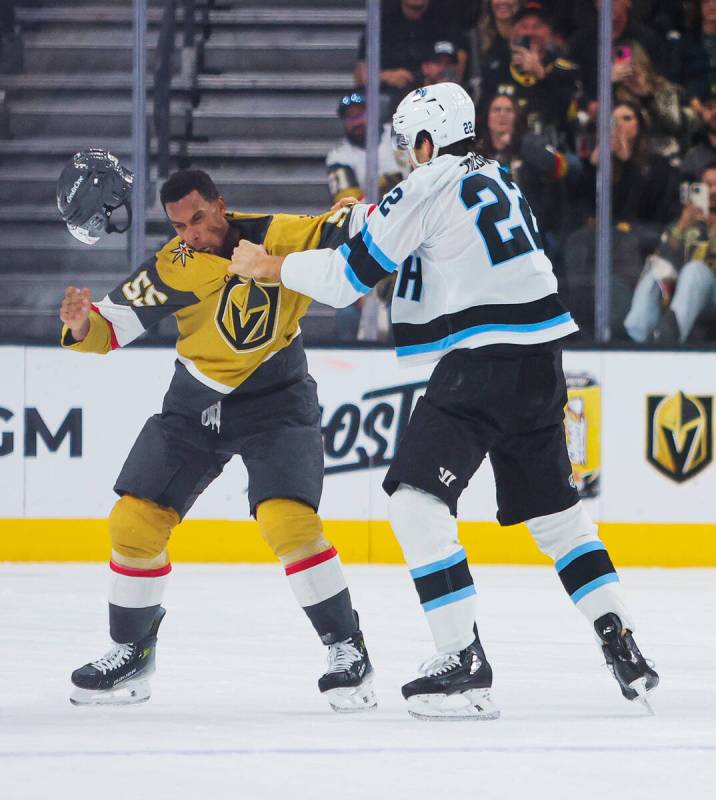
left=61, top=208, right=353, bottom=407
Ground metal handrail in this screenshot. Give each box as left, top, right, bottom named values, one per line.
left=154, top=0, right=176, bottom=179
left=155, top=0, right=209, bottom=178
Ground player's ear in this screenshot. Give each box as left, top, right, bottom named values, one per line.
left=216, top=195, right=226, bottom=214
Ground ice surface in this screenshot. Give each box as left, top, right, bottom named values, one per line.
left=1, top=563, right=714, bottom=799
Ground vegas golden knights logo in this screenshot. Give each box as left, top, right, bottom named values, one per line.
left=216, top=277, right=280, bottom=352
left=564, top=373, right=601, bottom=498
left=646, top=392, right=713, bottom=483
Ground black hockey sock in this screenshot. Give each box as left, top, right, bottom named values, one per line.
left=555, top=542, right=618, bottom=605
left=109, top=603, right=162, bottom=643
left=303, top=588, right=359, bottom=645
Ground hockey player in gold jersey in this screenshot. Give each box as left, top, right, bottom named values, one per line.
left=57, top=151, right=375, bottom=712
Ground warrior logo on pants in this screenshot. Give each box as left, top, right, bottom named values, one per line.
left=647, top=391, right=713, bottom=482
left=216, top=277, right=280, bottom=352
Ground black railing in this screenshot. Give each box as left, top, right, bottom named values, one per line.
left=154, top=0, right=211, bottom=178
left=154, top=0, right=177, bottom=179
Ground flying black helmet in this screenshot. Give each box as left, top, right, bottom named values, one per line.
left=56, top=149, right=133, bottom=244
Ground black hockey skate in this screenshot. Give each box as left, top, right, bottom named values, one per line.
left=70, top=608, right=166, bottom=706
left=402, top=636, right=499, bottom=721
left=595, top=613, right=659, bottom=710
left=318, top=615, right=376, bottom=713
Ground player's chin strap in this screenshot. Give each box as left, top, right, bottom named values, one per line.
left=105, top=200, right=133, bottom=235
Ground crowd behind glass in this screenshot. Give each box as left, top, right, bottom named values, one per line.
left=328, top=0, right=716, bottom=345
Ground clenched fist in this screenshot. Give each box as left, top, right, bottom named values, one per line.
left=60, top=286, right=92, bottom=342
left=228, top=239, right=284, bottom=282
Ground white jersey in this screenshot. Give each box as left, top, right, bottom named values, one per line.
left=284, top=152, right=578, bottom=365
left=325, top=123, right=408, bottom=200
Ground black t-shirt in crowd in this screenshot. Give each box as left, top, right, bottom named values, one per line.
left=356, top=4, right=467, bottom=75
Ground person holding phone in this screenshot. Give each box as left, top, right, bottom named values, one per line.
left=611, top=41, right=698, bottom=159
left=624, top=161, right=716, bottom=343
left=479, top=2, right=580, bottom=143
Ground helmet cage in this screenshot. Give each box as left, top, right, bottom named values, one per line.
left=57, top=149, right=133, bottom=245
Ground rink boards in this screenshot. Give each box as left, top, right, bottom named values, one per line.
left=1, top=345, right=715, bottom=565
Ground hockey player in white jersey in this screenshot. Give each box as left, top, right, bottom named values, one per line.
left=231, top=83, right=659, bottom=720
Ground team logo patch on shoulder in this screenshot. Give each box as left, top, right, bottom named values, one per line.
left=170, top=240, right=195, bottom=266
left=646, top=391, right=713, bottom=482
left=215, top=276, right=280, bottom=352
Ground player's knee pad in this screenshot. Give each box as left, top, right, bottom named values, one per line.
left=525, top=501, right=599, bottom=561
left=388, top=483, right=460, bottom=568
left=255, top=498, right=329, bottom=564
left=109, top=495, right=179, bottom=568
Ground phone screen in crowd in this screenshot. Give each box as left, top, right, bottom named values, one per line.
left=690, top=183, right=710, bottom=216
left=680, top=182, right=710, bottom=216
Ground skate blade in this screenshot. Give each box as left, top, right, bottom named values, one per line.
left=323, top=675, right=378, bottom=714
left=407, top=688, right=500, bottom=721
left=629, top=677, right=656, bottom=716
left=70, top=678, right=152, bottom=706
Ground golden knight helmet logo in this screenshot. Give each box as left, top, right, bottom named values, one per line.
left=646, top=391, right=713, bottom=482
left=216, top=277, right=280, bottom=352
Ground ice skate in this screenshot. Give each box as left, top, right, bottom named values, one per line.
left=318, top=618, right=376, bottom=713
left=402, top=637, right=499, bottom=721
left=595, top=613, right=659, bottom=713
left=70, top=608, right=165, bottom=706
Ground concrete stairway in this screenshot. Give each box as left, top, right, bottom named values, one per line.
left=0, top=0, right=364, bottom=342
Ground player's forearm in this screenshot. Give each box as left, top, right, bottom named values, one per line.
left=281, top=249, right=365, bottom=308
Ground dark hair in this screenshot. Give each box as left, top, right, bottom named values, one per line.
left=159, top=169, right=220, bottom=208
left=701, top=159, right=716, bottom=177
left=415, top=130, right=477, bottom=157
left=476, top=93, right=527, bottom=159
left=612, top=100, right=651, bottom=167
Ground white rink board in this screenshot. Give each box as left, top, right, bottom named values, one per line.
left=1, top=345, right=715, bottom=523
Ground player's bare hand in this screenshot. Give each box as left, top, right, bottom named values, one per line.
left=228, top=240, right=283, bottom=282
left=330, top=196, right=359, bottom=212
left=60, top=286, right=92, bottom=341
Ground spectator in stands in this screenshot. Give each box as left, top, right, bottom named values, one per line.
left=477, top=0, right=523, bottom=79
left=479, top=2, right=580, bottom=143
left=569, top=0, right=667, bottom=104
left=478, top=91, right=582, bottom=259
left=562, top=101, right=679, bottom=337
left=612, top=42, right=699, bottom=159
left=421, top=40, right=461, bottom=86
left=354, top=0, right=468, bottom=114
left=326, top=91, right=405, bottom=204
left=672, top=0, right=716, bottom=102
left=586, top=101, right=679, bottom=237
left=624, top=161, right=716, bottom=343
left=325, top=92, right=406, bottom=341
left=682, top=85, right=716, bottom=181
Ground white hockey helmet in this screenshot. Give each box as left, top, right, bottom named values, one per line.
left=392, top=82, right=475, bottom=167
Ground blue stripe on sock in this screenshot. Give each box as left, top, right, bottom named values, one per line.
left=421, top=584, right=476, bottom=612
left=570, top=572, right=619, bottom=604
left=409, top=548, right=468, bottom=579
left=555, top=541, right=606, bottom=572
